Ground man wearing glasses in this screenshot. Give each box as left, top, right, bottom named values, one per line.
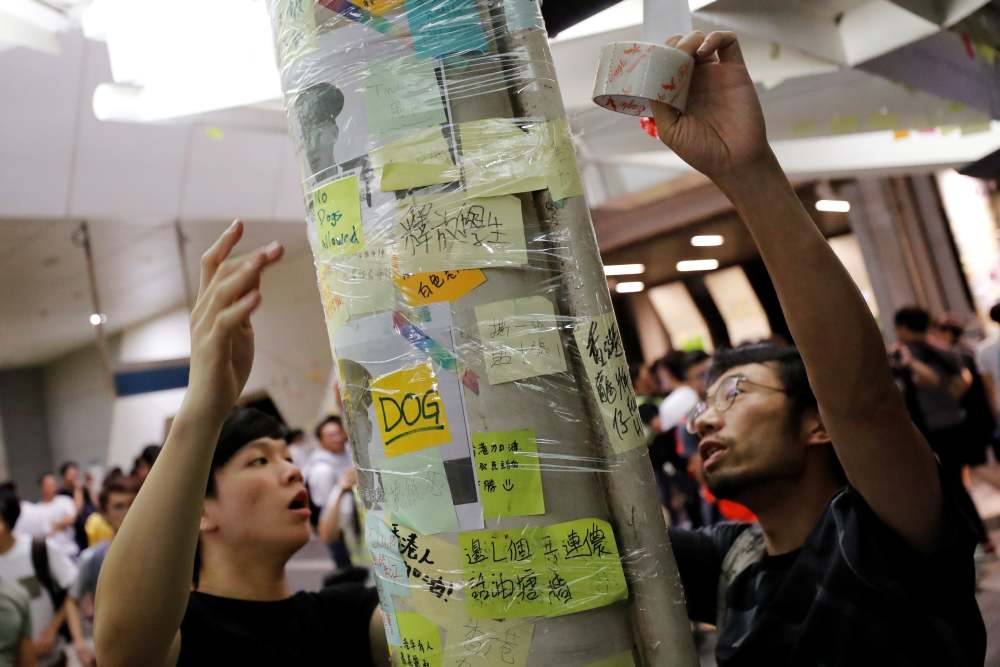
left=657, top=32, right=985, bottom=665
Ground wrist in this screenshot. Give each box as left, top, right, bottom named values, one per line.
left=712, top=149, right=782, bottom=201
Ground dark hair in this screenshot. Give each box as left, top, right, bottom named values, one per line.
left=0, top=482, right=20, bottom=531
left=991, top=302, right=1000, bottom=325
left=684, top=350, right=710, bottom=374
left=193, top=407, right=286, bottom=588
left=894, top=306, right=930, bottom=333
left=59, top=461, right=78, bottom=477
left=284, top=429, right=305, bottom=444
left=638, top=402, right=659, bottom=426
left=137, top=445, right=161, bottom=469
left=314, top=415, right=343, bottom=442
left=709, top=343, right=846, bottom=483
left=37, top=473, right=54, bottom=487
left=99, top=477, right=137, bottom=513
left=659, top=350, right=690, bottom=382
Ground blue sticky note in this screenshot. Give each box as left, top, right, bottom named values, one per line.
left=365, top=513, right=411, bottom=599
left=405, top=0, right=488, bottom=59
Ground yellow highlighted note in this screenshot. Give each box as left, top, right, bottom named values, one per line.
left=397, top=269, right=486, bottom=306
left=472, top=430, right=544, bottom=518
left=475, top=296, right=567, bottom=385
left=373, top=363, right=452, bottom=458
left=442, top=617, right=534, bottom=667
left=312, top=174, right=364, bottom=257
left=372, top=128, right=459, bottom=192
left=396, top=612, right=443, bottom=667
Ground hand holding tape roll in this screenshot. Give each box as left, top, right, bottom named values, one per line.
left=592, top=41, right=694, bottom=116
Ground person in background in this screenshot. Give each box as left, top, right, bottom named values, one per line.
left=654, top=31, right=983, bottom=664
left=976, top=302, right=1000, bottom=459
left=65, top=478, right=138, bottom=667
left=82, top=469, right=127, bottom=549
left=131, top=445, right=161, bottom=486
left=652, top=351, right=684, bottom=397
left=305, top=415, right=355, bottom=570
left=0, top=483, right=79, bottom=667
left=14, top=476, right=77, bottom=560
left=94, top=224, right=386, bottom=665
left=0, top=574, right=35, bottom=667
left=284, top=429, right=312, bottom=473
left=629, top=362, right=659, bottom=404
left=56, top=463, right=94, bottom=556
left=659, top=351, right=711, bottom=433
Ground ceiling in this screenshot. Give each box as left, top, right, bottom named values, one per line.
left=1, top=0, right=999, bottom=370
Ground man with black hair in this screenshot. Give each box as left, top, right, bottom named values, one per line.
left=0, top=483, right=79, bottom=667
left=56, top=462, right=95, bottom=555
left=95, top=222, right=387, bottom=666
left=654, top=31, right=984, bottom=665
left=658, top=350, right=711, bottom=434
left=305, top=415, right=355, bottom=569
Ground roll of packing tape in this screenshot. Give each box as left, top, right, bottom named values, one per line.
left=593, top=41, right=694, bottom=116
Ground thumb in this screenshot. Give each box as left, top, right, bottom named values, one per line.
left=651, top=101, right=681, bottom=147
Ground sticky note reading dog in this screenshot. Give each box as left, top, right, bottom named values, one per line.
left=373, top=362, right=452, bottom=457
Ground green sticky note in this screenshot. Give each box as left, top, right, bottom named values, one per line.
left=380, top=452, right=460, bottom=535
left=574, top=314, right=645, bottom=454
left=459, top=518, right=628, bottom=619
left=475, top=296, right=567, bottom=385
left=372, top=128, right=459, bottom=192
left=442, top=617, right=534, bottom=667
left=459, top=119, right=549, bottom=198
left=396, top=612, right=443, bottom=667
left=867, top=112, right=899, bottom=132
left=275, top=0, right=317, bottom=64
left=530, top=119, right=584, bottom=201
left=472, top=430, right=544, bottom=519
left=312, top=175, right=364, bottom=257
left=585, top=652, right=636, bottom=667
left=395, top=194, right=527, bottom=274
left=830, top=116, right=860, bottom=134
left=364, top=56, right=447, bottom=136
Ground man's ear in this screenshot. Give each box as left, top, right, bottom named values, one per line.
left=800, top=406, right=832, bottom=448
left=200, top=499, right=219, bottom=534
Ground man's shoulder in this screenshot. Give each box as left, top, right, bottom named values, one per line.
left=670, top=521, right=759, bottom=560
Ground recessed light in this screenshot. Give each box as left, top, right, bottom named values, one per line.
left=691, top=235, right=724, bottom=247
left=615, top=281, right=645, bottom=294
left=604, top=264, right=645, bottom=276
left=89, top=313, right=107, bottom=326
left=815, top=199, right=851, bottom=213
left=677, top=259, right=719, bottom=272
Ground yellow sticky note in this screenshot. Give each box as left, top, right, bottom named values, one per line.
left=475, top=296, right=567, bottom=385
left=442, top=618, right=534, bottom=667
left=373, top=363, right=452, bottom=458
left=459, top=518, right=628, bottom=619
left=365, top=55, right=446, bottom=136
left=460, top=119, right=549, bottom=198
left=312, top=174, right=364, bottom=257
left=791, top=120, right=817, bottom=138
left=472, top=430, right=544, bottom=518
left=866, top=112, right=898, bottom=132
left=316, top=252, right=395, bottom=335
left=395, top=194, right=527, bottom=274
left=532, top=118, right=585, bottom=201
left=392, top=529, right=464, bottom=628
left=275, top=0, right=316, bottom=63
left=961, top=120, right=992, bottom=136
left=585, top=652, right=636, bottom=667
left=372, top=128, right=459, bottom=192
left=830, top=116, right=860, bottom=134
left=349, top=0, right=405, bottom=14
left=397, top=270, right=487, bottom=306
left=396, top=612, right=443, bottom=667
left=574, top=314, right=645, bottom=454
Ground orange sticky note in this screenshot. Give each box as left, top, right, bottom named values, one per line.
left=396, top=270, right=486, bottom=306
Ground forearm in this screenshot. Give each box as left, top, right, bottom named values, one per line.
left=95, top=405, right=222, bottom=665
left=65, top=598, right=85, bottom=646
left=717, top=153, right=897, bottom=416
left=16, top=637, right=36, bottom=667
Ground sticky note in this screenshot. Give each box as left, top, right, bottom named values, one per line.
left=475, top=296, right=567, bottom=385
left=381, top=453, right=460, bottom=535
left=315, top=253, right=395, bottom=332
left=392, top=528, right=463, bottom=627
left=312, top=174, right=364, bottom=257
left=459, top=518, right=628, bottom=619
left=372, top=128, right=459, bottom=191
left=275, top=0, right=316, bottom=63
left=472, top=430, right=544, bottom=518
left=364, top=55, right=446, bottom=136
left=574, top=314, right=645, bottom=454
left=405, top=0, right=488, bottom=60
left=867, top=112, right=899, bottom=132
left=585, top=652, right=636, bottom=667
left=395, top=194, right=526, bottom=274
left=830, top=115, right=860, bottom=134
left=442, top=618, right=534, bottom=667
left=397, top=270, right=486, bottom=306
left=397, top=612, right=443, bottom=667
left=372, top=362, right=452, bottom=457
left=349, top=0, right=405, bottom=15
left=366, top=513, right=412, bottom=598
left=533, top=118, right=585, bottom=201
left=379, top=590, right=403, bottom=646
left=460, top=119, right=549, bottom=198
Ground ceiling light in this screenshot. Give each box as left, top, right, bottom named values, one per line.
left=90, top=313, right=107, bottom=326
left=677, top=259, right=719, bottom=272
left=604, top=264, right=645, bottom=276
left=691, top=235, right=724, bottom=247
left=815, top=199, right=851, bottom=213
left=615, top=281, right=645, bottom=294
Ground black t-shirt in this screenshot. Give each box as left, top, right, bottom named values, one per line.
left=669, top=472, right=985, bottom=666
left=178, top=583, right=379, bottom=665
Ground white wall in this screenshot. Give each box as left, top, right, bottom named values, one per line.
left=43, top=248, right=333, bottom=468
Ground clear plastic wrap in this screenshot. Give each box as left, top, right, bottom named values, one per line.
left=266, top=1, right=698, bottom=664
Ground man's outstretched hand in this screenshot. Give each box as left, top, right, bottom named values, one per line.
left=184, top=220, right=284, bottom=426
left=652, top=31, right=772, bottom=186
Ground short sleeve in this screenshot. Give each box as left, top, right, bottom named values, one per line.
left=668, top=523, right=749, bottom=624
left=47, top=539, right=80, bottom=590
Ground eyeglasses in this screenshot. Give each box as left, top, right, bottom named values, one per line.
left=685, top=374, right=787, bottom=434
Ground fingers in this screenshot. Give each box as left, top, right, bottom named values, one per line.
left=696, top=31, right=744, bottom=65
left=214, top=289, right=262, bottom=338
left=675, top=31, right=706, bottom=58
left=665, top=34, right=683, bottom=48
left=207, top=242, right=283, bottom=316
left=198, top=220, right=244, bottom=299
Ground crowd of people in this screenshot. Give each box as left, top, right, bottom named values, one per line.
left=0, top=30, right=996, bottom=666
